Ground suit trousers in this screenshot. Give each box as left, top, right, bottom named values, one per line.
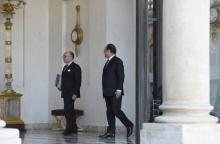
left=104, top=96, right=133, bottom=133
left=63, top=97, right=77, bottom=132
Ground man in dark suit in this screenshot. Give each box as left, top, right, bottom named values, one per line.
left=99, top=44, right=134, bottom=138
left=61, top=51, right=81, bottom=136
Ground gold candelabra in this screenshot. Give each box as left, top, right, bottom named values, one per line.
left=0, top=0, right=26, bottom=131
left=1, top=0, right=25, bottom=92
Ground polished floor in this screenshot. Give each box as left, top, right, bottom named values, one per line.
left=21, top=130, right=135, bottom=144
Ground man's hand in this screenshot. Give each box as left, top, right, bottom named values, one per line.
left=72, top=94, right=77, bottom=101
left=115, top=90, right=122, bottom=99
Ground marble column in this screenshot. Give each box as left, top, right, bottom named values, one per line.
left=155, top=0, right=217, bottom=124
left=0, top=120, right=6, bottom=127
left=141, top=0, right=220, bottom=143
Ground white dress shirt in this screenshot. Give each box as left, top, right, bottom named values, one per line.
left=67, top=60, right=74, bottom=66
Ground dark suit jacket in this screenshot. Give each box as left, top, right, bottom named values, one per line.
left=61, top=62, right=82, bottom=98
left=102, top=56, right=125, bottom=97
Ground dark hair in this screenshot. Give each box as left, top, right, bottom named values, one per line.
left=69, top=51, right=75, bottom=59
left=105, top=44, right=117, bottom=54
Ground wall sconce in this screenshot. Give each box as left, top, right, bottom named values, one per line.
left=0, top=0, right=26, bottom=131
left=71, top=5, right=83, bottom=57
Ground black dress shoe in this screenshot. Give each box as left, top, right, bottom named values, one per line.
left=99, top=132, right=115, bottom=138
left=62, top=130, right=77, bottom=136
left=127, top=125, right=133, bottom=137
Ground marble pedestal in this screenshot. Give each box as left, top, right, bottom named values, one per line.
left=0, top=120, right=21, bottom=144
left=141, top=123, right=220, bottom=144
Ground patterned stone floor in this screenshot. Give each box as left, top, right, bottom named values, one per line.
left=21, top=130, right=135, bottom=144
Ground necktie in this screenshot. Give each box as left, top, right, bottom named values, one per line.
left=63, top=64, right=68, bottom=72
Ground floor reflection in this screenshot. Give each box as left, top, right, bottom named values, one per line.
left=21, top=130, right=135, bottom=144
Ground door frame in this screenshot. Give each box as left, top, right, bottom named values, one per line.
left=136, top=0, right=162, bottom=143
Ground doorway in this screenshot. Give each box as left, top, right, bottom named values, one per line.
left=136, top=0, right=162, bottom=143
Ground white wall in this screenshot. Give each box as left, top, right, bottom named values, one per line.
left=0, top=0, right=136, bottom=127
left=48, top=0, right=65, bottom=122
left=22, top=0, right=49, bottom=123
